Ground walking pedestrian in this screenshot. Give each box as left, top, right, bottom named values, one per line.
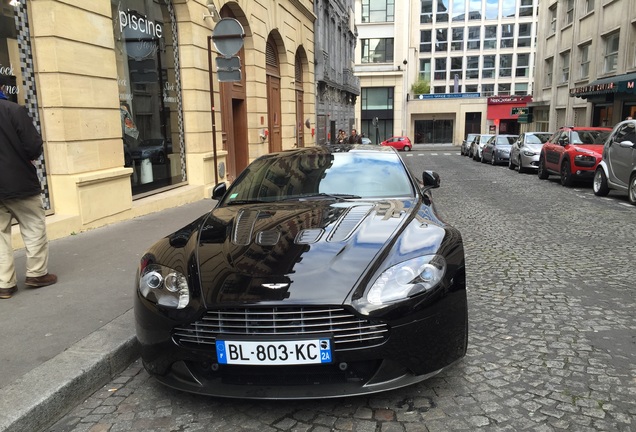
left=0, top=75, right=57, bottom=299
left=348, top=128, right=362, bottom=144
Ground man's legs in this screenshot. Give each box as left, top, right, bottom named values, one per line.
left=6, top=195, right=49, bottom=278
left=0, top=200, right=18, bottom=289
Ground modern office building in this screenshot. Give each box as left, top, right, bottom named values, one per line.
left=532, top=0, right=636, bottom=131
left=1, top=0, right=315, bottom=244
left=354, top=0, right=539, bottom=144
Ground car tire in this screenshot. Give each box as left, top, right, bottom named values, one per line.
left=403, top=145, right=411, bottom=152
left=518, top=157, right=527, bottom=174
left=508, top=157, right=515, bottom=170
left=629, top=174, right=636, bottom=205
left=593, top=169, right=610, bottom=196
left=560, top=160, right=574, bottom=187
left=538, top=156, right=549, bottom=179
left=481, top=153, right=487, bottom=163
left=491, top=154, right=497, bottom=165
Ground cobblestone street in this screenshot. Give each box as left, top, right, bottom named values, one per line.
left=47, top=151, right=636, bottom=432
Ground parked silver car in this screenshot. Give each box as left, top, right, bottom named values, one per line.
left=481, top=134, right=518, bottom=165
left=460, top=133, right=478, bottom=156
left=509, top=132, right=553, bottom=173
left=470, top=134, right=494, bottom=161
left=593, top=119, right=636, bottom=204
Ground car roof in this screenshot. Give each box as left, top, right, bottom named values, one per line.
left=558, top=126, right=612, bottom=131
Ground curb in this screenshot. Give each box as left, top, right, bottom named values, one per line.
left=0, top=310, right=139, bottom=432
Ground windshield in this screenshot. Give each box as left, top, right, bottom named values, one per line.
left=221, top=149, right=415, bottom=205
left=526, top=133, right=551, bottom=144
left=571, top=131, right=610, bottom=144
left=497, top=136, right=517, bottom=145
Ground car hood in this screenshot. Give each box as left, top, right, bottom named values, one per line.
left=571, top=144, right=604, bottom=155
left=192, top=199, right=446, bottom=306
left=523, top=143, right=544, bottom=152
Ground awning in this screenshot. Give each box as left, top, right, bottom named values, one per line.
left=570, top=72, right=636, bottom=98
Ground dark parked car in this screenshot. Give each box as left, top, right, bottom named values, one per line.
left=593, top=119, right=636, bottom=204
left=129, top=138, right=171, bottom=164
left=469, top=134, right=494, bottom=160
left=135, top=145, right=468, bottom=399
left=481, top=134, right=518, bottom=165
left=538, top=126, right=611, bottom=186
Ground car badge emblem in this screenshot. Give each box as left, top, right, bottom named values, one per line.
left=262, top=283, right=289, bottom=290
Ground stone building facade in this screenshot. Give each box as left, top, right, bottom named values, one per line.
left=1, top=0, right=315, bottom=245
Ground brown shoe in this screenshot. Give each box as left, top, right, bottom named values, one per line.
left=0, top=286, right=17, bottom=299
left=25, top=273, right=58, bottom=288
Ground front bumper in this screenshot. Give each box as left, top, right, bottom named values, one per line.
left=135, top=291, right=468, bottom=399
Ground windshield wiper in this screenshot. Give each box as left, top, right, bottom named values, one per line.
left=225, top=199, right=268, bottom=205
left=295, top=193, right=361, bottom=200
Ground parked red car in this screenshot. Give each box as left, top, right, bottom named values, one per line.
left=538, top=126, right=612, bottom=186
left=381, top=136, right=412, bottom=151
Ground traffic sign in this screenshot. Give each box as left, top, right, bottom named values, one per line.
left=216, top=56, right=242, bottom=82
left=212, top=18, right=245, bottom=57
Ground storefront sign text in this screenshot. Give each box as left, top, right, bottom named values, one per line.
left=569, top=82, right=615, bottom=96
left=487, top=95, right=532, bottom=105
left=119, top=8, right=163, bottom=38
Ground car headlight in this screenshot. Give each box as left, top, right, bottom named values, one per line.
left=522, top=150, right=536, bottom=156
left=574, top=154, right=596, bottom=163
left=139, top=263, right=190, bottom=309
left=367, top=255, right=446, bottom=305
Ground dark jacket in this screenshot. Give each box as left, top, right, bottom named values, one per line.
left=0, top=98, right=43, bottom=200
left=349, top=134, right=362, bottom=144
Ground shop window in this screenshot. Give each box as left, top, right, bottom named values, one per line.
left=112, top=0, right=185, bottom=196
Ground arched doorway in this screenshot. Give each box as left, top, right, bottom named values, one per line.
left=219, top=6, right=249, bottom=181
left=295, top=48, right=306, bottom=148
left=266, top=35, right=282, bottom=153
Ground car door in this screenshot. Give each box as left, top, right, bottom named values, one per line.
left=545, top=131, right=567, bottom=171
left=512, top=134, right=524, bottom=161
left=607, top=122, right=636, bottom=186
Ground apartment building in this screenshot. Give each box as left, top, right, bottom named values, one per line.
left=0, top=0, right=315, bottom=243
left=532, top=0, right=636, bottom=131
left=354, top=0, right=538, bottom=144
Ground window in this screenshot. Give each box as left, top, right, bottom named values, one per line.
left=579, top=43, right=590, bottom=79
left=467, top=26, right=481, bottom=49
left=545, top=57, right=554, bottom=87
left=436, top=0, right=449, bottom=22
left=361, top=87, right=394, bottom=110
left=604, top=32, right=619, bottom=73
left=484, top=25, right=497, bottom=49
left=420, top=30, right=432, bottom=53
left=514, top=83, right=528, bottom=95
left=421, top=0, right=433, bottom=23
left=452, top=0, right=465, bottom=21
left=434, top=58, right=447, bottom=80
left=420, top=59, right=431, bottom=81
left=519, top=0, right=533, bottom=17
left=482, top=55, right=496, bottom=78
left=499, top=54, right=513, bottom=77
left=434, top=86, right=447, bottom=94
left=435, top=29, right=448, bottom=51
left=500, top=24, right=514, bottom=48
left=518, top=23, right=532, bottom=48
left=516, top=53, right=530, bottom=77
left=450, top=56, right=463, bottom=80
left=498, top=83, right=511, bottom=95
left=485, top=0, right=498, bottom=19
left=502, top=1, right=515, bottom=18
left=549, top=4, right=557, bottom=35
left=466, top=56, right=479, bottom=79
left=451, top=27, right=464, bottom=51
left=481, top=84, right=494, bottom=96
left=362, top=0, right=395, bottom=23
left=585, top=0, right=594, bottom=14
left=465, top=84, right=478, bottom=92
left=565, top=0, right=574, bottom=25
left=560, top=50, right=570, bottom=83
left=361, top=38, right=394, bottom=63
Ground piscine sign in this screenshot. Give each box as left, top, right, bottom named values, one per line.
left=417, top=92, right=480, bottom=99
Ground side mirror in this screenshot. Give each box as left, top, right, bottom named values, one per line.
left=211, top=182, right=227, bottom=200
left=619, top=140, right=635, bottom=148
left=422, top=170, right=440, bottom=189
left=558, top=137, right=569, bottom=146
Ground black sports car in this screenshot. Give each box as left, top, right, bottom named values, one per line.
left=135, top=144, right=468, bottom=399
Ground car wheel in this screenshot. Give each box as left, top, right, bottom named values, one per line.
left=481, top=153, right=487, bottom=163
left=560, top=161, right=574, bottom=187
left=403, top=145, right=411, bottom=152
left=629, top=174, right=636, bottom=205
left=538, top=157, right=549, bottom=179
left=593, top=169, right=610, bottom=196
left=491, top=154, right=497, bottom=165
left=518, top=157, right=527, bottom=174
left=508, top=157, right=515, bottom=170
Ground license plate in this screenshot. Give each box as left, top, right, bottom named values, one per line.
left=215, top=339, right=332, bottom=365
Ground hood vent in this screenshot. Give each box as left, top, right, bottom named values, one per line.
left=232, top=209, right=259, bottom=245
left=256, top=230, right=281, bottom=246
left=295, top=228, right=324, bottom=244
left=328, top=205, right=372, bottom=242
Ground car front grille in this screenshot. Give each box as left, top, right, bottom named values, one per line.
left=173, top=307, right=389, bottom=351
